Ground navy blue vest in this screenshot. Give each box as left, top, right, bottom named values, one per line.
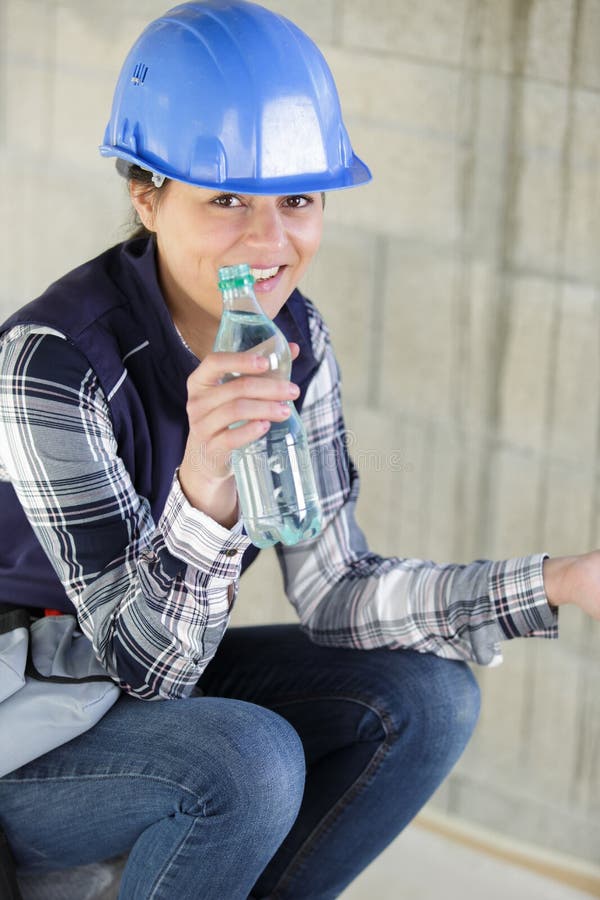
left=0, top=238, right=319, bottom=613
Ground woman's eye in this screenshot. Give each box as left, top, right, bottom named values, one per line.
left=283, top=195, right=312, bottom=209
left=212, top=194, right=242, bottom=208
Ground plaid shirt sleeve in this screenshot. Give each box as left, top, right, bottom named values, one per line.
left=0, top=326, right=251, bottom=699
left=277, top=302, right=558, bottom=667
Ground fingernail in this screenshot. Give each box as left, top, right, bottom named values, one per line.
left=254, top=356, right=269, bottom=369
left=279, top=402, right=291, bottom=414
left=289, top=383, right=300, bottom=397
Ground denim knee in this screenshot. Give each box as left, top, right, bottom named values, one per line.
left=422, top=657, right=481, bottom=750
left=355, top=650, right=480, bottom=768
left=401, top=655, right=479, bottom=762
left=187, top=701, right=306, bottom=842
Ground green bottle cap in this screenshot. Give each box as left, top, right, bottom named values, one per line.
left=218, top=263, right=255, bottom=291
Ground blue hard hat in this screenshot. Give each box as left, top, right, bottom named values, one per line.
left=99, top=0, right=371, bottom=193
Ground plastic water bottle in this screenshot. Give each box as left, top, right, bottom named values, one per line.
left=214, top=264, right=322, bottom=548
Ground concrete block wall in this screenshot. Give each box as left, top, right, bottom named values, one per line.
left=2, top=0, right=599, bottom=872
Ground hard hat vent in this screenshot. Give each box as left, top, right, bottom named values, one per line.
left=131, top=63, right=148, bottom=86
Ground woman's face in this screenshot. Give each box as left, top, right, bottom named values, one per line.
left=132, top=181, right=324, bottom=352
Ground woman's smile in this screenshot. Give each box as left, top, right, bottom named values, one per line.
left=131, top=183, right=324, bottom=357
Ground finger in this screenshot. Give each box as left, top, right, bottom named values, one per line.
left=192, top=343, right=300, bottom=386
left=210, top=418, right=273, bottom=455
left=190, top=395, right=293, bottom=437
left=189, top=350, right=269, bottom=388
left=189, top=419, right=273, bottom=473
left=187, top=373, right=299, bottom=420
left=210, top=373, right=299, bottom=404
left=185, top=416, right=273, bottom=479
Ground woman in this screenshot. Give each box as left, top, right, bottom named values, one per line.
left=0, top=2, right=597, bottom=898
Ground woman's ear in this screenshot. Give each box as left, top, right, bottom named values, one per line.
left=129, top=181, right=157, bottom=232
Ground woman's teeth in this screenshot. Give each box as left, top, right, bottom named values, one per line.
left=251, top=266, right=280, bottom=281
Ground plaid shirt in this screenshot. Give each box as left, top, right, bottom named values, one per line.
left=0, top=307, right=557, bottom=700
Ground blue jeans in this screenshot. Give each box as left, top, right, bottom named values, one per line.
left=0, top=625, right=480, bottom=899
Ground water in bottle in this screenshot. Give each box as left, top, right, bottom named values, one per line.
left=214, top=264, right=322, bottom=548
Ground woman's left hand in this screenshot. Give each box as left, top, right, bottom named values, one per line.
left=543, top=552, right=600, bottom=620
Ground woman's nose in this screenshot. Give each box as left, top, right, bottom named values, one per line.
left=245, top=205, right=287, bottom=249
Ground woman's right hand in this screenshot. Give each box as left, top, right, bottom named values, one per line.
left=178, top=345, right=300, bottom=528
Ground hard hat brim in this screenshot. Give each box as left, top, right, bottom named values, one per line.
left=101, top=145, right=372, bottom=194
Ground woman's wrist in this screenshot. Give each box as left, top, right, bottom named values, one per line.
left=542, top=555, right=577, bottom=609
left=178, top=457, right=238, bottom=529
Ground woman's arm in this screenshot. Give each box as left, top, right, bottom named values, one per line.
left=0, top=327, right=250, bottom=699
left=278, top=307, right=560, bottom=666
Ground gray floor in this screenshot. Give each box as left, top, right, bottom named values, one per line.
left=18, top=820, right=598, bottom=899
left=340, top=823, right=598, bottom=900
